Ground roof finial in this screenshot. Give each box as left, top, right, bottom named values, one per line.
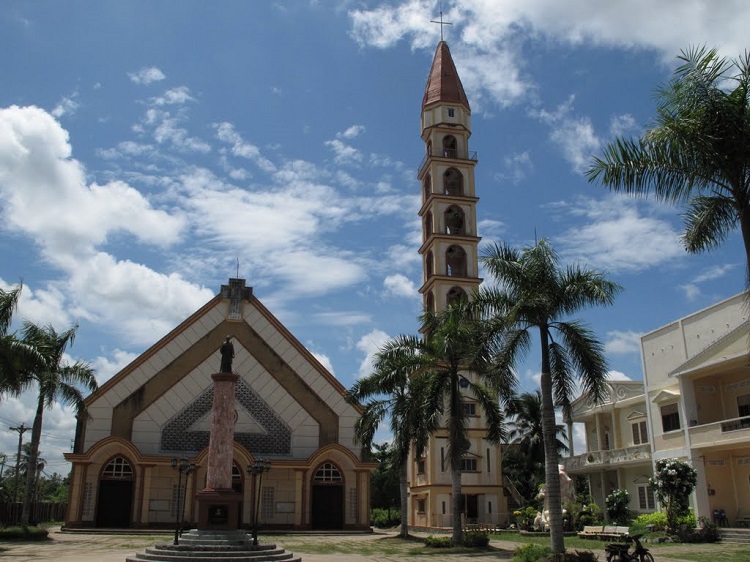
left=430, top=0, right=453, bottom=42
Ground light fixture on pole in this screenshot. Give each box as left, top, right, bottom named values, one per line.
left=171, top=457, right=195, bottom=545
left=246, top=459, right=271, bottom=546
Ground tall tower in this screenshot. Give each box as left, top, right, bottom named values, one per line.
left=410, top=41, right=507, bottom=528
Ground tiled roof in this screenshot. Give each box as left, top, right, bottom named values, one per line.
left=422, top=41, right=470, bottom=112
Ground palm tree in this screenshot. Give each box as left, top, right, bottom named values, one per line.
left=587, top=47, right=750, bottom=282
left=0, top=285, right=37, bottom=397
left=416, top=298, right=514, bottom=544
left=19, top=322, right=97, bottom=527
left=481, top=239, right=620, bottom=555
left=503, top=390, right=568, bottom=503
left=348, top=335, right=437, bottom=538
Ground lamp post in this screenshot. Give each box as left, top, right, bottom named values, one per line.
left=171, top=457, right=195, bottom=545
left=246, top=459, right=271, bottom=546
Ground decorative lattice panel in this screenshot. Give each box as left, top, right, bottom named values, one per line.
left=160, top=378, right=292, bottom=455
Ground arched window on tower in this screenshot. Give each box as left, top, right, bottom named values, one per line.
left=425, top=291, right=435, bottom=313
left=425, top=211, right=433, bottom=237
left=444, top=205, right=464, bottom=235
left=442, top=135, right=457, bottom=158
left=423, top=174, right=432, bottom=201
left=425, top=250, right=434, bottom=279
left=445, top=245, right=467, bottom=277
left=426, top=140, right=433, bottom=158
left=446, top=286, right=467, bottom=306
left=443, top=168, right=464, bottom=196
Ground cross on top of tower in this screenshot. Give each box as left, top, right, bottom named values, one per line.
left=430, top=2, right=453, bottom=41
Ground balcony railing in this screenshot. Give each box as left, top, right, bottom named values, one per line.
left=418, top=149, right=478, bottom=177
left=562, top=444, right=652, bottom=472
left=689, top=415, right=750, bottom=447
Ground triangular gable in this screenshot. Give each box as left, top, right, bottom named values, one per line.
left=669, top=321, right=750, bottom=377
left=626, top=410, right=647, bottom=420
left=651, top=389, right=680, bottom=404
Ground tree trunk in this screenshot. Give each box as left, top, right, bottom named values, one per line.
left=21, top=390, right=44, bottom=527
left=539, top=325, right=565, bottom=555
left=451, top=461, right=462, bottom=544
left=399, top=461, right=409, bottom=538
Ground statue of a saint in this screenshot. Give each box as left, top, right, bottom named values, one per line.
left=220, top=336, right=234, bottom=372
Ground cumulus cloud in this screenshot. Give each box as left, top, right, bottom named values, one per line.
left=551, top=196, right=685, bottom=273
left=51, top=93, right=80, bottom=118
left=151, top=86, right=195, bottom=106
left=383, top=273, right=417, bottom=298
left=129, top=66, right=166, bottom=85
left=325, top=139, right=362, bottom=165
left=350, top=1, right=750, bottom=112
left=605, top=330, right=643, bottom=355
left=356, top=328, right=390, bottom=378
left=338, top=125, right=365, bottom=139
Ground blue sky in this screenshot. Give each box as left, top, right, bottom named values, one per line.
left=1, top=0, right=748, bottom=474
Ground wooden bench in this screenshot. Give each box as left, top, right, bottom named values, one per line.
left=599, top=526, right=630, bottom=540
left=578, top=525, right=604, bottom=539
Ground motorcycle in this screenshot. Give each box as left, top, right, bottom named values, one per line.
left=604, top=533, right=654, bottom=562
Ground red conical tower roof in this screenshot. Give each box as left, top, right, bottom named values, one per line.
left=421, top=41, right=470, bottom=113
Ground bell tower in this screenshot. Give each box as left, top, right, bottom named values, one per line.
left=410, top=40, right=507, bottom=529
left=418, top=41, right=481, bottom=312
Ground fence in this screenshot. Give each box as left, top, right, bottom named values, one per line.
left=0, top=502, right=67, bottom=525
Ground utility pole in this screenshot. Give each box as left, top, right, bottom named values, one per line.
left=9, top=424, right=29, bottom=510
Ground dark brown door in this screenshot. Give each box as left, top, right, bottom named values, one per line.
left=96, top=480, right=132, bottom=527
left=311, top=485, right=343, bottom=529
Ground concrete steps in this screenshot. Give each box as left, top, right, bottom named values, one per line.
left=721, top=527, right=750, bottom=544
left=126, top=529, right=301, bottom=562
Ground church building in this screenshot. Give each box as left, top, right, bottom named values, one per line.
left=410, top=40, right=510, bottom=528
left=64, top=278, right=375, bottom=530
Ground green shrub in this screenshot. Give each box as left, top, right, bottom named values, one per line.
left=631, top=511, right=667, bottom=533
left=462, top=530, right=490, bottom=547
left=370, top=507, right=401, bottom=528
left=677, top=516, right=721, bottom=543
left=0, top=526, right=49, bottom=540
left=424, top=535, right=453, bottom=548
left=605, top=489, right=631, bottom=525
left=513, top=543, right=552, bottom=562
left=574, top=502, right=604, bottom=530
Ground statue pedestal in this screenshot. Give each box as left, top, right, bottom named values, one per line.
left=196, top=371, right=241, bottom=530
left=195, top=488, right=243, bottom=529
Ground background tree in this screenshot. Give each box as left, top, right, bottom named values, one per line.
left=348, top=335, right=437, bottom=538
left=0, top=285, right=38, bottom=397
left=19, top=322, right=97, bottom=527
left=369, top=443, right=400, bottom=524
left=416, top=298, right=514, bottom=544
left=588, top=47, right=750, bottom=282
left=503, top=390, right=568, bottom=503
left=481, top=238, right=620, bottom=555
left=650, top=458, right=697, bottom=531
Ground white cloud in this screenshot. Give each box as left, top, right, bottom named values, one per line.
left=214, top=122, right=276, bottom=172
left=350, top=1, right=750, bottom=113
left=0, top=106, right=186, bottom=264
left=128, top=67, right=166, bottom=85
left=325, top=138, right=362, bottom=165
left=311, top=351, right=335, bottom=375
left=552, top=196, right=685, bottom=273
left=51, top=94, right=79, bottom=118
left=532, top=96, right=600, bottom=174
left=338, top=125, right=365, bottom=139
left=355, top=328, right=390, bottom=378
left=312, top=311, right=372, bottom=326
left=609, top=114, right=639, bottom=138
left=678, top=263, right=738, bottom=300
left=151, top=86, right=195, bottom=106
left=605, top=330, right=643, bottom=355
left=607, top=370, right=633, bottom=381
left=497, top=151, right=533, bottom=184
left=91, top=349, right=139, bottom=385
left=382, top=273, right=417, bottom=298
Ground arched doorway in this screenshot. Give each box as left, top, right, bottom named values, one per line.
left=311, top=462, right=344, bottom=529
left=97, top=456, right=134, bottom=528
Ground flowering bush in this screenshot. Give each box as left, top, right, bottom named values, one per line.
left=649, top=458, right=697, bottom=531
left=605, top=488, right=631, bottom=525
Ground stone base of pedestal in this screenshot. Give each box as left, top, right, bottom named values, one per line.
left=195, top=488, right=243, bottom=530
